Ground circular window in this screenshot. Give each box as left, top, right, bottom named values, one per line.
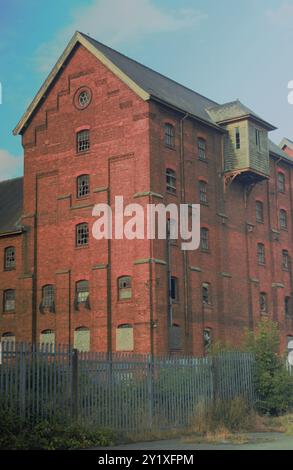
left=74, top=87, right=92, bottom=110
left=79, top=91, right=90, bottom=107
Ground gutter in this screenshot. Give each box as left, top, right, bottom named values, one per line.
left=150, top=96, right=226, bottom=134
left=0, top=227, right=24, bottom=238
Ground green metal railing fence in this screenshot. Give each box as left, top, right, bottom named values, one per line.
left=0, top=342, right=256, bottom=432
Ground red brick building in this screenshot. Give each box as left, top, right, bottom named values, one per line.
left=1, top=31, right=293, bottom=355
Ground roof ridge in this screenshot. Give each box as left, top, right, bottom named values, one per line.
left=0, top=176, right=23, bottom=185
left=79, top=32, right=219, bottom=106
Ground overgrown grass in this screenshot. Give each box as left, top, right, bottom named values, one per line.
left=0, top=407, right=115, bottom=450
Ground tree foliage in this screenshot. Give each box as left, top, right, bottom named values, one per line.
left=244, top=320, right=293, bottom=415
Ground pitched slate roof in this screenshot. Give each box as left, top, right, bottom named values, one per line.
left=280, top=137, right=293, bottom=151
left=80, top=33, right=220, bottom=127
left=206, top=100, right=276, bottom=130
left=0, top=177, right=23, bottom=235
left=269, top=140, right=293, bottom=163
left=14, top=31, right=223, bottom=135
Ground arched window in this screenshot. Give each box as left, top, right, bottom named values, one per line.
left=200, top=227, right=209, bottom=251
left=118, top=276, right=132, bottom=300
left=116, top=324, right=134, bottom=352
left=77, top=175, right=90, bottom=198
left=4, top=247, right=15, bottom=270
left=282, top=250, right=290, bottom=270
left=3, top=290, right=15, bottom=312
left=1, top=332, right=16, bottom=351
left=198, top=138, right=206, bottom=160
left=40, top=285, right=55, bottom=312
left=166, top=168, right=176, bottom=194
left=164, top=123, right=175, bottom=147
left=74, top=281, right=90, bottom=311
left=74, top=327, right=90, bottom=352
left=278, top=172, right=285, bottom=192
left=202, top=283, right=211, bottom=305
left=255, top=201, right=264, bottom=223
left=199, top=180, right=208, bottom=204
left=260, top=292, right=267, bottom=312
left=285, top=297, right=291, bottom=317
left=279, top=209, right=288, bottom=230
left=76, top=223, right=89, bottom=246
left=257, top=243, right=265, bottom=265
left=40, top=330, right=55, bottom=349
left=76, top=129, right=90, bottom=153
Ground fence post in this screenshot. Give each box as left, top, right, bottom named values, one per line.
left=147, top=354, right=154, bottom=432
left=71, top=348, right=79, bottom=420
left=211, top=355, right=219, bottom=403
left=19, top=343, right=26, bottom=419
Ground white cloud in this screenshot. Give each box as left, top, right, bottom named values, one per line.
left=35, top=0, right=207, bottom=73
left=0, top=149, right=23, bottom=182
left=266, top=2, right=293, bottom=26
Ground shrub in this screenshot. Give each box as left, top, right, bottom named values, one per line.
left=244, top=319, right=293, bottom=416
left=0, top=407, right=114, bottom=450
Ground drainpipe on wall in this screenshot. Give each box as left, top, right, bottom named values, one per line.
left=68, top=269, right=72, bottom=348
left=32, top=175, right=39, bottom=345
left=179, top=113, right=189, bottom=348
left=149, top=193, right=155, bottom=360
left=107, top=162, right=112, bottom=359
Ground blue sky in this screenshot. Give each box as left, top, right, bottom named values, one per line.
left=1, top=0, right=293, bottom=180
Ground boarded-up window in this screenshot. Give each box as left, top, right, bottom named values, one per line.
left=169, top=324, right=182, bottom=351
left=3, top=290, right=15, bottom=312
left=278, top=172, right=285, bottom=192
left=40, top=330, right=55, bottom=349
left=287, top=336, right=293, bottom=350
left=74, top=327, right=90, bottom=352
left=116, top=324, right=134, bottom=352
left=1, top=332, right=16, bottom=351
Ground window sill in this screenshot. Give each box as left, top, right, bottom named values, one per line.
left=164, top=144, right=176, bottom=151
left=198, top=158, right=208, bottom=163
left=75, top=245, right=89, bottom=250
left=76, top=195, right=91, bottom=202
left=200, top=202, right=209, bottom=207
left=117, top=299, right=133, bottom=304
left=200, top=249, right=210, bottom=254
left=4, top=268, right=16, bottom=272
left=166, top=191, right=177, bottom=196
left=76, top=150, right=91, bottom=157
left=2, top=311, right=16, bottom=315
